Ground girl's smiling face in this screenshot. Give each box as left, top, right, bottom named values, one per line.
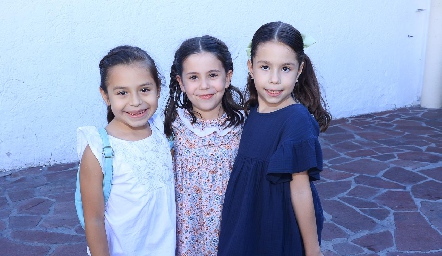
left=177, top=51, right=232, bottom=120
left=101, top=62, right=159, bottom=133
left=249, top=41, right=303, bottom=113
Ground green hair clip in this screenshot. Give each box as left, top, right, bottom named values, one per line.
left=246, top=33, right=316, bottom=58
left=301, top=33, right=316, bottom=48
left=246, top=41, right=252, bottom=58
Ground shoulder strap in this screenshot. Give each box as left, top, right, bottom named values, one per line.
left=98, top=128, right=113, bottom=204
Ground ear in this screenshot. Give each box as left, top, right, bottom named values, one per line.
left=157, top=86, right=161, bottom=98
left=176, top=75, right=185, bottom=92
left=100, top=88, right=110, bottom=106
left=247, top=59, right=253, bottom=79
left=297, top=62, right=305, bottom=79
left=225, top=70, right=233, bottom=88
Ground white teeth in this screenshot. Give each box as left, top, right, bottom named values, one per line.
left=128, top=109, right=146, bottom=116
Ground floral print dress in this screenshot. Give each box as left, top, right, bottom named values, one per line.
left=172, top=108, right=242, bottom=256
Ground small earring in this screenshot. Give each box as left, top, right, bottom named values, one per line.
left=157, top=94, right=160, bottom=98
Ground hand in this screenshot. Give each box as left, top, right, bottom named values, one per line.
left=305, top=249, right=324, bottom=256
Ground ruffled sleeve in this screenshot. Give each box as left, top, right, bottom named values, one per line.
left=267, top=137, right=323, bottom=184
left=149, top=112, right=164, bottom=133
left=149, top=112, right=174, bottom=149
left=77, top=126, right=104, bottom=172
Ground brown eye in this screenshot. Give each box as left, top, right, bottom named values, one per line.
left=261, top=65, right=269, bottom=70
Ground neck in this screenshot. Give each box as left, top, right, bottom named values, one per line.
left=194, top=105, right=224, bottom=120
left=106, top=121, right=152, bottom=141
left=257, top=97, right=296, bottom=113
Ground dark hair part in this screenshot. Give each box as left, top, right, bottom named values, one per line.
left=164, top=35, right=244, bottom=137
left=99, top=45, right=162, bottom=123
left=246, top=21, right=331, bottom=132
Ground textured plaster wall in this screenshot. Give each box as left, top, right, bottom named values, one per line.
left=0, top=0, right=430, bottom=170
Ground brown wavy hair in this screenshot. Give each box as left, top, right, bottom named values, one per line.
left=164, top=35, right=244, bottom=137
left=99, top=45, right=163, bottom=123
left=246, top=21, right=331, bottom=132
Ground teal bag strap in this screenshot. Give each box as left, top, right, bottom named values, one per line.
left=98, top=128, right=113, bottom=204
left=167, top=136, right=174, bottom=150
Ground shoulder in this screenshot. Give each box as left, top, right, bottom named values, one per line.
left=287, top=104, right=312, bottom=121
left=281, top=104, right=319, bottom=140
left=149, top=111, right=165, bottom=134
left=77, top=126, right=103, bottom=167
left=77, top=126, right=100, bottom=143
left=172, top=108, right=186, bottom=128
left=77, top=126, right=98, bottom=135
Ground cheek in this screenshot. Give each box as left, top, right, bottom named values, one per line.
left=253, top=71, right=265, bottom=80
left=215, top=78, right=229, bottom=91
left=179, top=82, right=186, bottom=92
left=106, top=95, right=118, bottom=105
left=284, top=73, right=298, bottom=83
left=146, top=93, right=159, bottom=103
left=184, top=83, right=200, bottom=94
left=224, top=77, right=231, bottom=88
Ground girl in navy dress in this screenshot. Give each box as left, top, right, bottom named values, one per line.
left=218, top=21, right=331, bottom=256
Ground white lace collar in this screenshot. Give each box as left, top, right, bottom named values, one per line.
left=177, top=108, right=236, bottom=137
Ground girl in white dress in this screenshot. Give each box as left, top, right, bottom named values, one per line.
left=77, top=45, right=175, bottom=256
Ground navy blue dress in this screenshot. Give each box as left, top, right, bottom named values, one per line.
left=218, top=104, right=324, bottom=256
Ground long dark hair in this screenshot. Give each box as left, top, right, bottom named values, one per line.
left=164, top=35, right=244, bottom=137
left=99, top=45, right=163, bottom=123
left=246, top=21, right=331, bottom=132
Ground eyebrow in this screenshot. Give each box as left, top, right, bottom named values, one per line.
left=185, top=69, right=222, bottom=75
left=112, top=82, right=154, bottom=90
left=256, top=60, right=297, bottom=66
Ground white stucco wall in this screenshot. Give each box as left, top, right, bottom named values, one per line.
left=0, top=0, right=430, bottom=171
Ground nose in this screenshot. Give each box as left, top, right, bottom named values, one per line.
left=199, top=78, right=210, bottom=89
left=130, top=92, right=142, bottom=106
left=269, top=70, right=281, bottom=84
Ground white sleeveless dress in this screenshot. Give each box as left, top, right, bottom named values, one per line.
left=77, top=114, right=176, bottom=256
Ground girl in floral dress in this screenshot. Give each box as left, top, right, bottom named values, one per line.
left=164, top=35, right=244, bottom=256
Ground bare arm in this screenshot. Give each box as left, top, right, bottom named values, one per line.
left=80, top=145, right=110, bottom=256
left=290, top=171, right=323, bottom=256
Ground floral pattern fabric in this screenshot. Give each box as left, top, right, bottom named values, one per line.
left=172, top=108, right=242, bottom=256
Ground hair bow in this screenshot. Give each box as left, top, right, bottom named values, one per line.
left=301, top=33, right=316, bottom=48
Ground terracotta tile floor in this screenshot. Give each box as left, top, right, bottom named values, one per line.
left=1, top=106, right=441, bottom=255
